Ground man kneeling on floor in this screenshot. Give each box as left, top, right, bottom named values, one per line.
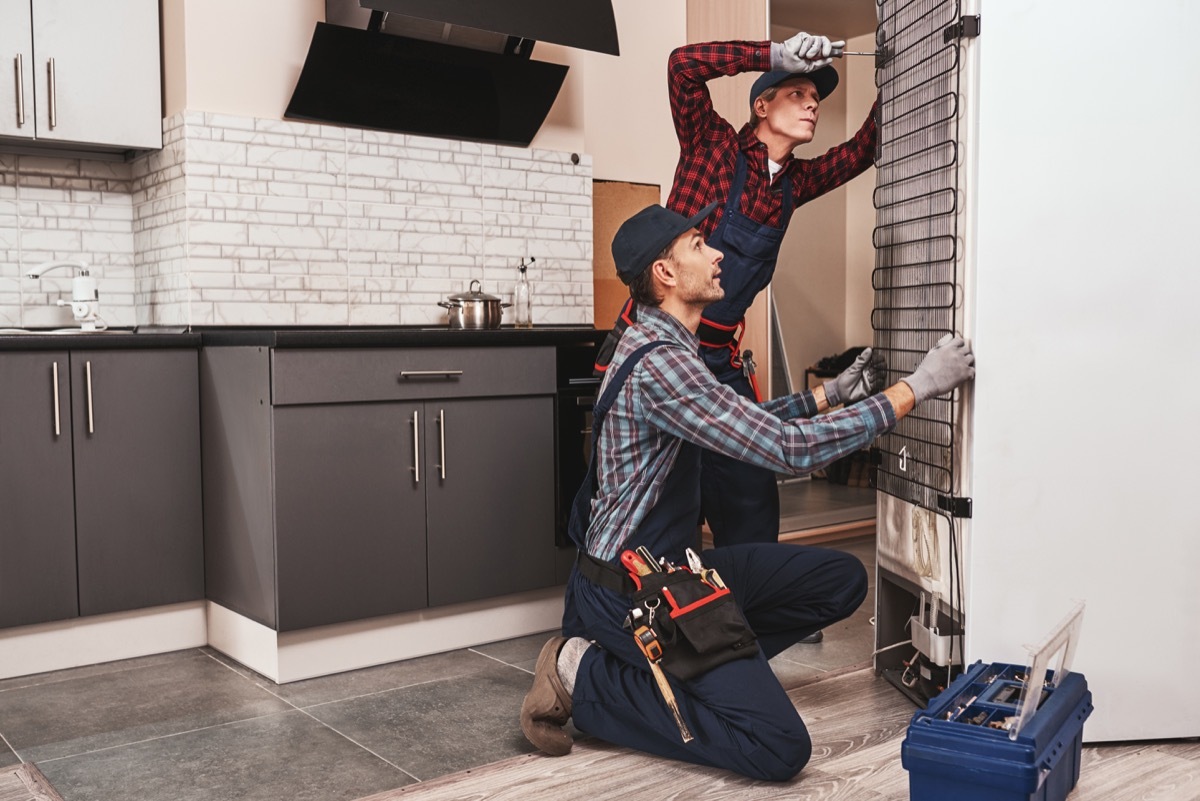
left=519, top=202, right=975, bottom=781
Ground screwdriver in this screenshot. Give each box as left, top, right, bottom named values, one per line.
left=831, top=44, right=877, bottom=57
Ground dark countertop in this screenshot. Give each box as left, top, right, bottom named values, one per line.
left=0, top=329, right=202, bottom=351
left=198, top=325, right=605, bottom=348
left=0, top=325, right=605, bottom=351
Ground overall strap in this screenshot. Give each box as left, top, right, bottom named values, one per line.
left=592, top=340, right=671, bottom=429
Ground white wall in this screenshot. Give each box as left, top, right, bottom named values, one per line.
left=161, top=0, right=684, bottom=195
left=966, top=0, right=1200, bottom=740
left=772, top=29, right=877, bottom=383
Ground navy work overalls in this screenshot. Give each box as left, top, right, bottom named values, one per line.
left=697, top=152, right=797, bottom=546
left=561, top=340, right=867, bottom=782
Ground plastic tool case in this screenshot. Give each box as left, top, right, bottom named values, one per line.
left=902, top=604, right=1093, bottom=801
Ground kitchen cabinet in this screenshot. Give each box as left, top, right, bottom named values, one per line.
left=0, top=0, right=162, bottom=151
left=202, top=345, right=558, bottom=631
left=0, top=348, right=203, bottom=628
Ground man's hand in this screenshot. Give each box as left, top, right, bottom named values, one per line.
left=771, top=32, right=844, bottom=73
left=901, top=334, right=976, bottom=405
left=824, top=347, right=887, bottom=407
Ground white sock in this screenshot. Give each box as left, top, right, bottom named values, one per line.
left=556, top=637, right=591, bottom=695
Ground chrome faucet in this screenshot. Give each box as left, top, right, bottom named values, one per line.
left=25, top=260, right=104, bottom=331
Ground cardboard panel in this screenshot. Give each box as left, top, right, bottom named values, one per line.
left=592, top=180, right=660, bottom=327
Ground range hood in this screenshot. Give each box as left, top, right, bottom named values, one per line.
left=286, top=0, right=619, bottom=148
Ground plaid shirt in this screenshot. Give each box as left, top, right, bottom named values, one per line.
left=666, top=40, right=879, bottom=232
left=586, top=307, right=896, bottom=561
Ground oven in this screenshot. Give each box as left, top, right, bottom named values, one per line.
left=554, top=340, right=602, bottom=548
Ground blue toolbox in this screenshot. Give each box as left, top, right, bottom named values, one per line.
left=902, top=603, right=1093, bottom=801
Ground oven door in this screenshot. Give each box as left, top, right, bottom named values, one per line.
left=555, top=382, right=597, bottom=547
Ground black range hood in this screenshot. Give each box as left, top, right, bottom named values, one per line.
left=286, top=1, right=618, bottom=148
left=359, top=0, right=620, bottom=57
left=287, top=23, right=568, bottom=147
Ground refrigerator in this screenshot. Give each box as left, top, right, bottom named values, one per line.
left=869, top=0, right=1200, bottom=741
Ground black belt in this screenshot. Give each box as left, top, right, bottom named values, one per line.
left=575, top=550, right=637, bottom=595
left=697, top=318, right=741, bottom=348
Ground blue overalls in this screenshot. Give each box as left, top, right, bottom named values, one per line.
left=561, top=341, right=867, bottom=781
left=697, top=152, right=797, bottom=546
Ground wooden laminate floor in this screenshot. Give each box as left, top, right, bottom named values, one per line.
left=354, top=666, right=1200, bottom=801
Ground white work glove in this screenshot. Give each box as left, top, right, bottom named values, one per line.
left=901, top=334, right=976, bottom=405
left=771, top=32, right=843, bottom=73
left=824, top=347, right=887, bottom=407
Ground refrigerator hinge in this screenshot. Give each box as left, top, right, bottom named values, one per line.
left=943, top=15, right=981, bottom=44
left=936, top=494, right=973, bottom=518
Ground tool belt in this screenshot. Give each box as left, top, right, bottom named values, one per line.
left=580, top=549, right=759, bottom=681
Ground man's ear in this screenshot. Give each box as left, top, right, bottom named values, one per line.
left=651, top=257, right=678, bottom=288
left=753, top=96, right=768, bottom=121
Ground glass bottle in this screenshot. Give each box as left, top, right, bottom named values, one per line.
left=514, top=257, right=533, bottom=328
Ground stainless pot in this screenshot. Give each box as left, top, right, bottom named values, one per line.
left=438, top=280, right=511, bottom=329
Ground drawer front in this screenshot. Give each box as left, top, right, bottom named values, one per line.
left=272, top=346, right=556, bottom=405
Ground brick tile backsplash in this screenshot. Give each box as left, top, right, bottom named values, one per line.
left=1, top=112, right=594, bottom=328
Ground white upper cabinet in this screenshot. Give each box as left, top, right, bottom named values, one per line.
left=0, top=0, right=162, bottom=151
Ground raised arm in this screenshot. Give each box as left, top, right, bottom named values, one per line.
left=792, top=99, right=880, bottom=199
left=667, top=41, right=772, bottom=151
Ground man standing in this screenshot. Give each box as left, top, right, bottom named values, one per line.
left=522, top=204, right=974, bottom=780
left=596, top=32, right=880, bottom=547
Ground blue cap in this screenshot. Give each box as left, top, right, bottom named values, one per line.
left=611, top=202, right=720, bottom=285
left=749, top=66, right=839, bottom=109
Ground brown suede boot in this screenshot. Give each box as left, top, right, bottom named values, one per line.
left=519, top=636, right=574, bottom=756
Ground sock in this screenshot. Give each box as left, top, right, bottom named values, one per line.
left=556, top=637, right=591, bottom=695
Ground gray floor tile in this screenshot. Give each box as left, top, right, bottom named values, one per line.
left=0, top=652, right=291, bottom=763
left=209, top=647, right=504, bottom=709
left=305, top=660, right=537, bottom=782
left=0, top=743, right=17, bottom=769
left=36, top=710, right=411, bottom=801
left=0, top=649, right=206, bottom=694
left=470, top=629, right=560, bottom=672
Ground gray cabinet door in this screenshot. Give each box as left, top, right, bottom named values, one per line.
left=72, top=350, right=203, bottom=616
left=426, top=396, right=556, bottom=606
left=0, top=352, right=77, bottom=627
left=274, top=402, right=429, bottom=630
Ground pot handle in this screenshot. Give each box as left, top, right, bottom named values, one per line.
left=437, top=300, right=461, bottom=309
left=470, top=279, right=482, bottom=292
left=502, top=302, right=512, bottom=308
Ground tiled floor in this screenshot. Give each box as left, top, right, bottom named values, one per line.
left=0, top=533, right=879, bottom=801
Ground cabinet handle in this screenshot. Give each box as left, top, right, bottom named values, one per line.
left=14, top=54, right=24, bottom=127
left=437, top=409, right=446, bottom=479
left=52, top=361, right=61, bottom=437
left=399, top=370, right=464, bottom=378
left=47, top=57, right=55, bottom=129
left=410, top=409, right=419, bottom=483
left=85, top=360, right=94, bottom=434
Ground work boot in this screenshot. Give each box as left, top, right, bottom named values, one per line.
left=799, top=630, right=824, bottom=644
left=520, top=636, right=574, bottom=756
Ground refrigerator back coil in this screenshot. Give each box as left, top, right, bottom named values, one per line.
left=871, top=0, right=969, bottom=514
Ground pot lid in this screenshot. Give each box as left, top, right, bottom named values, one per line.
left=447, top=279, right=502, bottom=302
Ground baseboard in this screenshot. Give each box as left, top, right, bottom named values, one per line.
left=0, top=602, right=207, bottom=681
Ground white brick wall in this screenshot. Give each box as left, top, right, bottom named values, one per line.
left=1, top=111, right=594, bottom=328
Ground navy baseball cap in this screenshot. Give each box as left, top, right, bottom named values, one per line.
left=749, top=65, right=839, bottom=109
left=611, top=202, right=719, bottom=285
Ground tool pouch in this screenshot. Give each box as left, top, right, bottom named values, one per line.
left=630, top=567, right=759, bottom=681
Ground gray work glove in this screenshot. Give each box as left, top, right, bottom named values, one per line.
left=824, top=347, right=887, bottom=407
left=901, top=334, right=976, bottom=405
left=770, top=32, right=843, bottom=73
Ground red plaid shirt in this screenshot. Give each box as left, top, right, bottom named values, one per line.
left=666, top=40, right=878, bottom=233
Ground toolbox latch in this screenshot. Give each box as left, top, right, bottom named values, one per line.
left=944, top=14, right=981, bottom=44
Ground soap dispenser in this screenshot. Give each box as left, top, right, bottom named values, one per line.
left=514, top=257, right=534, bottom=328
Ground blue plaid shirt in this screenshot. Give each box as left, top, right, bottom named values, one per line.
left=586, top=306, right=897, bottom=560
